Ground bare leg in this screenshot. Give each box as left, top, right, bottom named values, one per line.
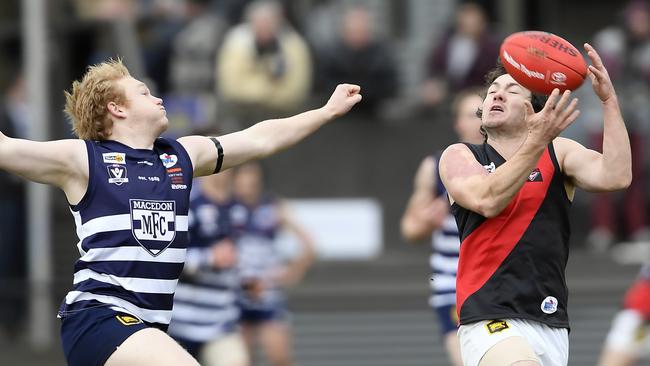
left=444, top=331, right=463, bottom=366
left=258, top=320, right=294, bottom=366
left=105, top=328, right=199, bottom=366
left=479, top=336, right=540, bottom=366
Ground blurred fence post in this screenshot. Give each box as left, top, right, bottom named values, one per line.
left=22, top=0, right=53, bottom=349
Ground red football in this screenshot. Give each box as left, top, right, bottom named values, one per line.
left=499, top=31, right=587, bottom=95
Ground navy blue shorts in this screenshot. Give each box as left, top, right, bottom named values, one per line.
left=60, top=306, right=149, bottom=366
left=239, top=305, right=288, bottom=325
left=434, top=304, right=459, bottom=336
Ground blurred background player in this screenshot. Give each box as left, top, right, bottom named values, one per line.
left=598, top=263, right=650, bottom=366
left=231, top=162, right=315, bottom=366
left=168, top=168, right=249, bottom=366
left=401, top=88, right=484, bottom=366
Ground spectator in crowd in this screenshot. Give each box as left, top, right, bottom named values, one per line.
left=169, top=0, right=227, bottom=96
left=231, top=162, right=315, bottom=366
left=217, top=0, right=312, bottom=129
left=314, top=5, right=398, bottom=118
left=586, top=0, right=650, bottom=251
left=598, top=263, right=650, bottom=366
left=0, top=71, right=27, bottom=341
left=420, top=2, right=499, bottom=110
left=165, top=0, right=228, bottom=136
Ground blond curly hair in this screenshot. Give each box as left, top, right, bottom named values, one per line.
left=64, top=59, right=130, bottom=140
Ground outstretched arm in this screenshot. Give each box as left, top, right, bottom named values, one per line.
left=557, top=43, right=632, bottom=192
left=0, top=133, right=88, bottom=203
left=400, top=156, right=449, bottom=242
left=179, top=84, right=362, bottom=177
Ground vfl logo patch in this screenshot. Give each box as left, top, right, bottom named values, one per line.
left=528, top=168, right=543, bottom=182
left=116, top=314, right=142, bottom=326
left=107, top=164, right=129, bottom=185
left=541, top=296, right=558, bottom=314
left=159, top=153, right=178, bottom=168
left=130, top=199, right=176, bottom=256
left=486, top=320, right=509, bottom=334
left=103, top=152, right=126, bottom=164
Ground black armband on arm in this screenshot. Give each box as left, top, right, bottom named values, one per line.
left=210, top=137, right=224, bottom=174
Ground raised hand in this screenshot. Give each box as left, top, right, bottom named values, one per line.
left=323, top=84, right=363, bottom=118
left=584, top=43, right=615, bottom=103
left=524, top=88, right=580, bottom=144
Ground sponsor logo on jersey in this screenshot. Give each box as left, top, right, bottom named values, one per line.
left=166, top=167, right=185, bottom=188
left=130, top=199, right=176, bottom=256
left=486, top=319, right=509, bottom=334
left=107, top=164, right=129, bottom=185
left=103, top=152, right=126, bottom=164
left=483, top=162, right=496, bottom=173
left=528, top=168, right=543, bottom=182
left=159, top=153, right=178, bottom=168
left=541, top=296, right=558, bottom=314
left=116, top=314, right=143, bottom=326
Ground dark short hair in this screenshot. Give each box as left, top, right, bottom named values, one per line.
left=477, top=60, right=549, bottom=141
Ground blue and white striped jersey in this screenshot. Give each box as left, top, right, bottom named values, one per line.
left=230, top=197, right=285, bottom=308
left=58, top=138, right=193, bottom=329
left=429, top=154, right=460, bottom=309
left=168, top=193, right=240, bottom=342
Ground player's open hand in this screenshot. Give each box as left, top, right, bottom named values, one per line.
left=323, top=84, right=362, bottom=119
left=524, top=88, right=580, bottom=144
left=584, top=43, right=615, bottom=103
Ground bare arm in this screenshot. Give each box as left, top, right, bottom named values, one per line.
left=400, top=156, right=449, bottom=242
left=556, top=44, right=632, bottom=192
left=440, top=89, right=580, bottom=218
left=0, top=133, right=88, bottom=203
left=178, top=84, right=362, bottom=177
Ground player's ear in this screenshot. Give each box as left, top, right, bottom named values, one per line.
left=524, top=100, right=535, bottom=117
left=107, top=101, right=127, bottom=119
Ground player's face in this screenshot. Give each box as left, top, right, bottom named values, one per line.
left=481, top=74, right=532, bottom=130
left=454, top=94, right=484, bottom=144
left=119, top=77, right=168, bottom=131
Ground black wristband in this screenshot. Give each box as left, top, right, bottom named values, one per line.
left=210, top=137, right=224, bottom=174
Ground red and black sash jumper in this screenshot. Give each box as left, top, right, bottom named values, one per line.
left=451, top=142, right=572, bottom=329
